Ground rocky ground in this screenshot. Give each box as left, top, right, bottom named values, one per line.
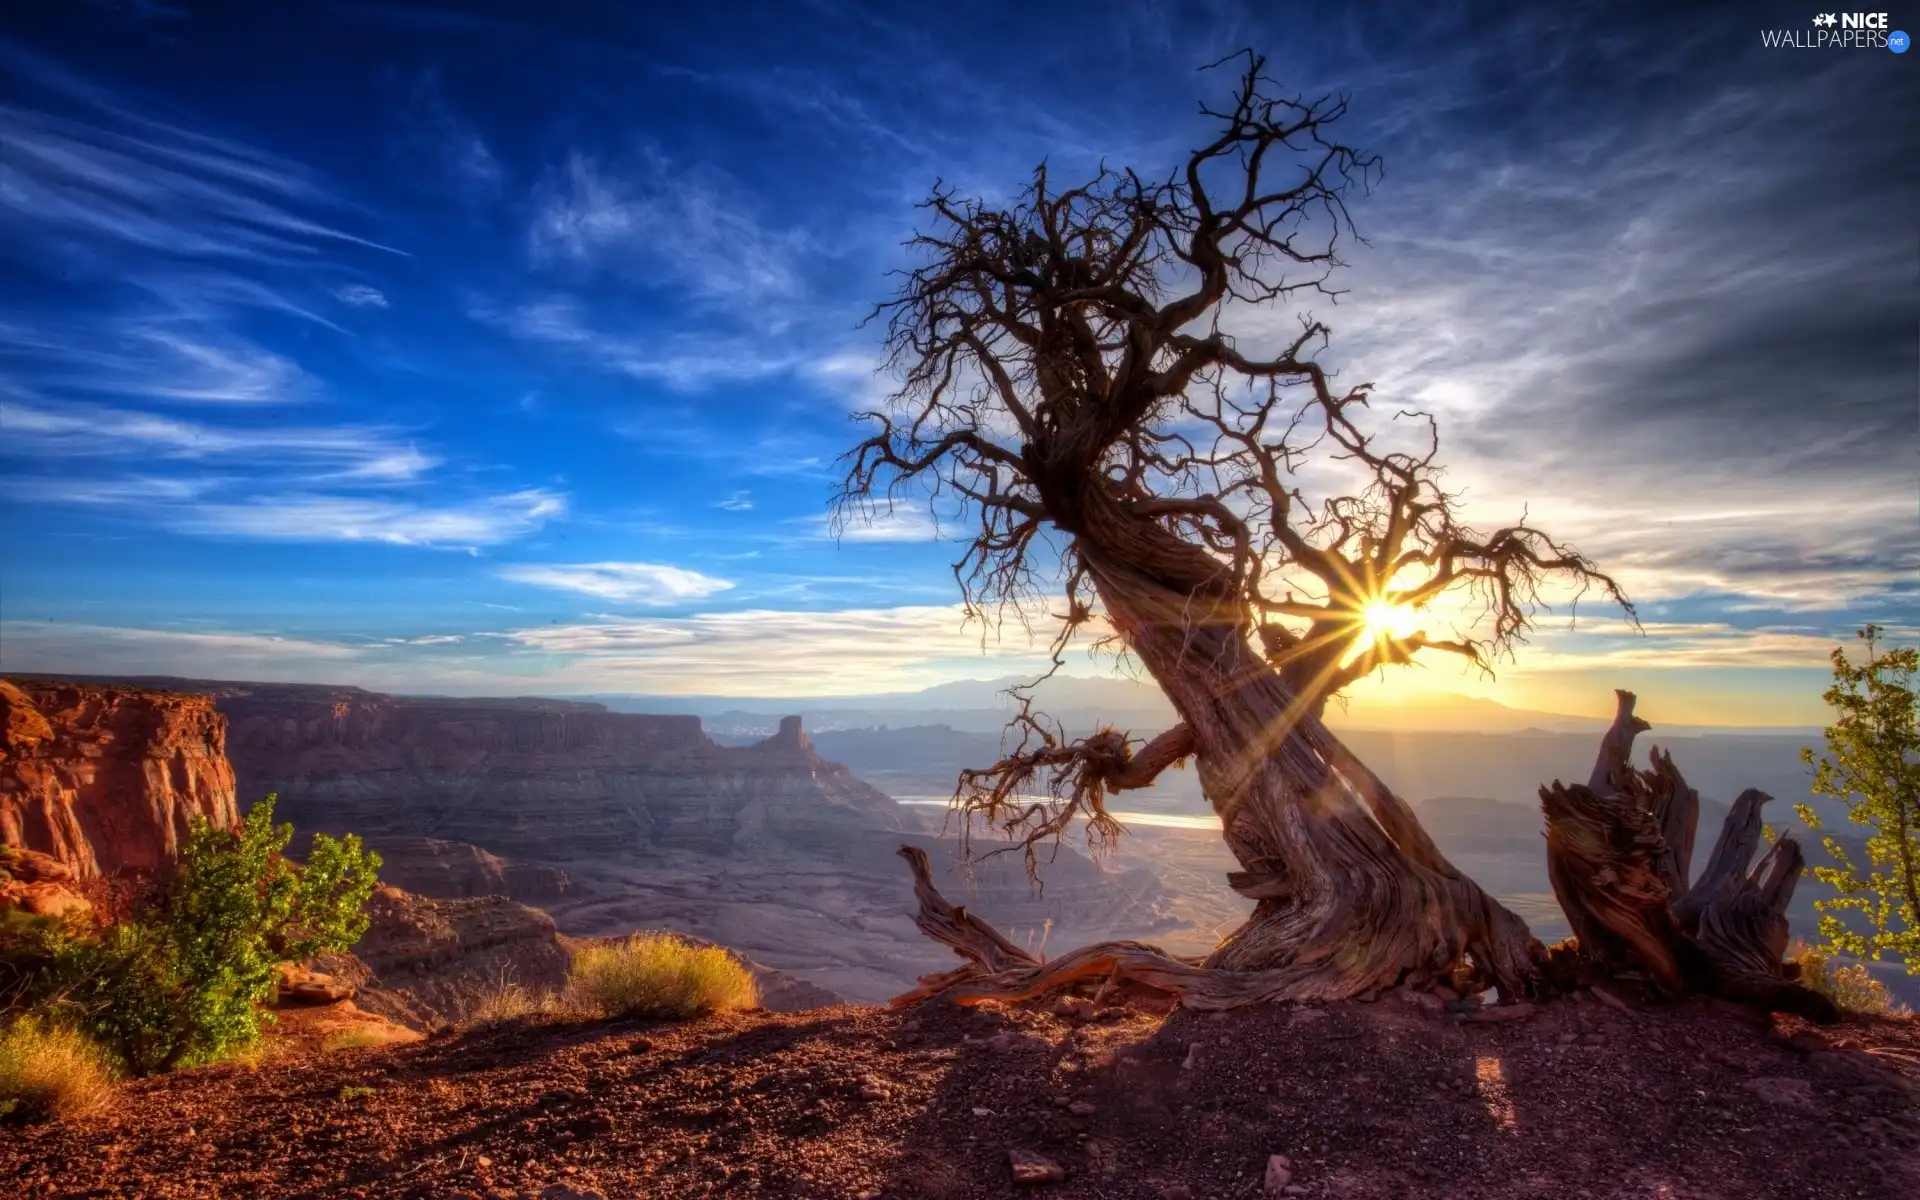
left=6, top=992, right=1917, bottom=1199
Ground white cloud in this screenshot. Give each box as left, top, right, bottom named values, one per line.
left=0, top=95, right=400, bottom=264
left=474, top=299, right=802, bottom=389
left=496, top=561, right=735, bottom=605
left=0, top=622, right=360, bottom=678
left=494, top=604, right=1054, bottom=694
left=334, top=283, right=389, bottom=309
left=715, top=491, right=753, bottom=511
left=0, top=398, right=436, bottom=481
left=0, top=319, right=313, bottom=405
left=171, top=489, right=565, bottom=549
left=528, top=151, right=806, bottom=307
left=826, top=506, right=943, bottom=543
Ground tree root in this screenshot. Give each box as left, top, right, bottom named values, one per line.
left=891, top=845, right=1510, bottom=1010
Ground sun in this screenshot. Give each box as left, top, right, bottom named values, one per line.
left=1360, top=600, right=1417, bottom=641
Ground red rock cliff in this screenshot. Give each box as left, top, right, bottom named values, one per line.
left=0, top=679, right=240, bottom=878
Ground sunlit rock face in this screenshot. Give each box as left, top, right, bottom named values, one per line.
left=0, top=679, right=239, bottom=879
left=214, top=684, right=908, bottom=861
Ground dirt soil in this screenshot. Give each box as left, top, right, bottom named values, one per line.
left=5, top=993, right=1918, bottom=1199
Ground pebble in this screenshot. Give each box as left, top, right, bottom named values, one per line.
left=1067, top=1101, right=1096, bottom=1117
left=1159, top=1187, right=1195, bottom=1200
left=1008, top=1149, right=1068, bottom=1184
left=1263, top=1154, right=1293, bottom=1193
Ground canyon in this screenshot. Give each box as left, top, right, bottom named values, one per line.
left=4, top=675, right=1188, bottom=1005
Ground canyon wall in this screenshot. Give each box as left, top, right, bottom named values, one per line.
left=0, top=679, right=238, bottom=879
left=212, top=685, right=906, bottom=864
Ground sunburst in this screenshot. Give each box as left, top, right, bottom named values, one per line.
left=1360, top=599, right=1417, bottom=641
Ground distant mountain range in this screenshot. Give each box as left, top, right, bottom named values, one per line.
left=564, top=674, right=1822, bottom=738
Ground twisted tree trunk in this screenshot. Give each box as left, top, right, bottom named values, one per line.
left=891, top=531, right=1543, bottom=1008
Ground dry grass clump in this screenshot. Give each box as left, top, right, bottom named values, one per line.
left=565, top=934, right=758, bottom=1020
left=1790, top=940, right=1906, bottom=1014
left=467, top=979, right=569, bottom=1024
left=321, top=1026, right=413, bottom=1053
left=0, top=1018, right=117, bottom=1124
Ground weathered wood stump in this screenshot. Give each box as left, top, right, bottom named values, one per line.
left=1540, top=689, right=1837, bottom=1022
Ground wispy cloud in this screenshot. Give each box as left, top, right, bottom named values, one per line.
left=390, top=70, right=503, bottom=206
left=823, top=507, right=943, bottom=543
left=715, top=491, right=753, bottom=511
left=0, top=92, right=399, bottom=266
left=496, top=561, right=735, bottom=604
left=0, top=318, right=313, bottom=404
left=0, top=397, right=437, bottom=480
left=333, top=283, right=389, bottom=309
left=474, top=298, right=804, bottom=389
left=495, top=604, right=1053, bottom=694
left=529, top=150, right=806, bottom=308
left=0, top=621, right=360, bottom=678
left=170, top=489, right=566, bottom=549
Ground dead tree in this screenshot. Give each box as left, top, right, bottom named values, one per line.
left=1540, top=690, right=1837, bottom=1022
left=840, top=53, right=1642, bottom=1005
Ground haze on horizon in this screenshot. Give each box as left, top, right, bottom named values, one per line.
left=1, top=1, right=1914, bottom=728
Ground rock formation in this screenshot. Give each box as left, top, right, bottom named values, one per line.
left=317, top=884, right=577, bottom=1029
left=0, top=679, right=238, bottom=879
left=294, top=834, right=574, bottom=903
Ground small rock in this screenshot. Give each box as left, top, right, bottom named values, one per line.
left=476, top=1156, right=493, bottom=1169
left=1282, top=1188, right=1309, bottom=1197
left=1067, top=1101, right=1096, bottom=1116
left=1008, top=1149, right=1068, bottom=1185
left=1786, top=1030, right=1832, bottom=1054
left=1159, top=1187, right=1195, bottom=1200
left=1400, top=989, right=1446, bottom=1015
left=1263, top=1154, right=1294, bottom=1193
left=1462, top=1001, right=1536, bottom=1024
left=973, top=1107, right=994, bottom=1117
left=1742, top=1075, right=1820, bottom=1113
left=1182, top=1043, right=1204, bottom=1071
left=1588, top=986, right=1631, bottom=1013
left=856, top=1191, right=883, bottom=1200
left=860, top=1083, right=892, bottom=1102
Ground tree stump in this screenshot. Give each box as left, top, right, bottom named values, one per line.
left=1540, top=690, right=1837, bottom=1022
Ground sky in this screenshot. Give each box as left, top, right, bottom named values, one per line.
left=0, top=0, right=1914, bottom=724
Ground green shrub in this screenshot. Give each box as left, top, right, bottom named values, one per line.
left=8, top=796, right=381, bottom=1075
left=565, top=934, right=757, bottom=1020
left=0, top=1018, right=116, bottom=1124
left=1789, top=940, right=1905, bottom=1014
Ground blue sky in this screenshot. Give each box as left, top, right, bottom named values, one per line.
left=0, top=1, right=1914, bottom=720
